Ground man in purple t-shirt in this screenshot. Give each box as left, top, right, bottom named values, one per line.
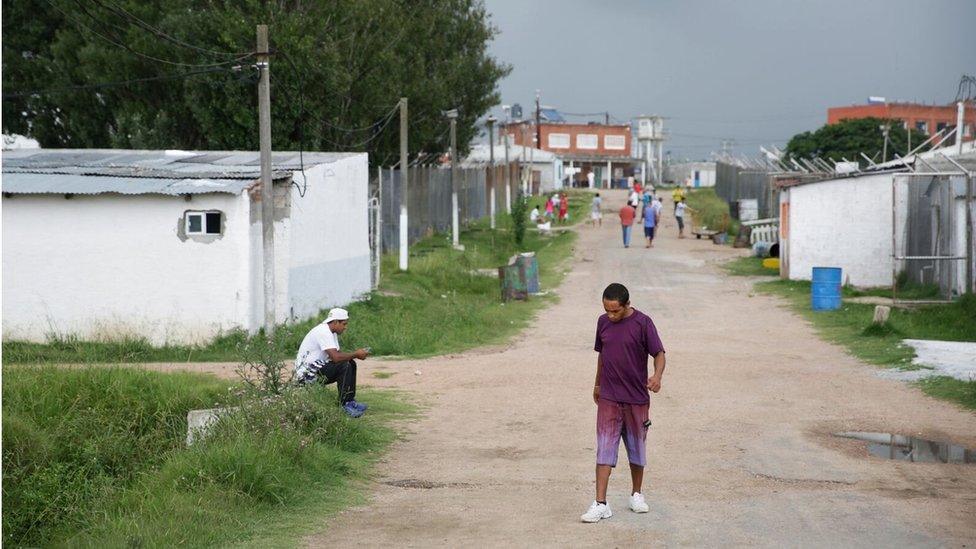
left=581, top=283, right=666, bottom=523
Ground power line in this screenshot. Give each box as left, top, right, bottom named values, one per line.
left=90, top=0, right=251, bottom=58
left=47, top=0, right=253, bottom=68
left=2, top=66, right=241, bottom=99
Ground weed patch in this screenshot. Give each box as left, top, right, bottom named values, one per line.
left=2, top=366, right=411, bottom=547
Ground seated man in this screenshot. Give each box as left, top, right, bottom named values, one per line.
left=294, top=307, right=370, bottom=417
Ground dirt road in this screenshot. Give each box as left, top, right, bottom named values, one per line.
left=160, top=191, right=976, bottom=547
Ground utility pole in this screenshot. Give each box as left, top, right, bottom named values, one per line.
left=256, top=24, right=275, bottom=336
left=605, top=111, right=609, bottom=125
left=447, top=109, right=461, bottom=248
left=503, top=129, right=511, bottom=212
left=487, top=115, right=497, bottom=229
left=535, top=89, right=542, bottom=156
left=880, top=122, right=890, bottom=163
left=399, top=97, right=409, bottom=271
left=957, top=101, right=965, bottom=155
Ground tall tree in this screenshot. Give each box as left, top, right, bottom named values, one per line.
left=1, top=0, right=510, bottom=162
left=784, top=117, right=930, bottom=166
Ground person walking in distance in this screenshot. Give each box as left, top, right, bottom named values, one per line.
left=581, top=283, right=666, bottom=523
left=618, top=199, right=636, bottom=248
left=642, top=197, right=658, bottom=248
left=675, top=198, right=694, bottom=238
left=590, top=192, right=603, bottom=227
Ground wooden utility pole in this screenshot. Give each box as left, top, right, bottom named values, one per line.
left=257, top=24, right=275, bottom=335
left=399, top=97, right=409, bottom=271
left=503, top=129, right=511, bottom=212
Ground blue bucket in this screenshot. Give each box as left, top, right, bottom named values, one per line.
left=811, top=267, right=842, bottom=311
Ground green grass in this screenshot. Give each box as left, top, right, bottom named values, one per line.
left=3, top=191, right=590, bottom=365
left=723, top=256, right=778, bottom=277
left=2, top=366, right=412, bottom=547
left=753, top=279, right=976, bottom=410
left=684, top=188, right=732, bottom=233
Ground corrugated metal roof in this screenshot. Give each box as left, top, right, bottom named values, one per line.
left=1, top=149, right=361, bottom=195
left=2, top=173, right=252, bottom=195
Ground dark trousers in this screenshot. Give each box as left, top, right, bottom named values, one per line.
left=319, top=360, right=357, bottom=404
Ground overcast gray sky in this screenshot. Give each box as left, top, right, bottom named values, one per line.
left=482, top=0, right=976, bottom=160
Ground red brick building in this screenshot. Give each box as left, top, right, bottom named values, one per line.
left=502, top=121, right=640, bottom=187
left=827, top=102, right=975, bottom=141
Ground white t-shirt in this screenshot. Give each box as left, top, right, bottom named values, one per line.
left=675, top=202, right=687, bottom=218
left=629, top=191, right=640, bottom=206
left=295, top=323, right=339, bottom=371
left=652, top=199, right=663, bottom=216
left=530, top=208, right=540, bottom=221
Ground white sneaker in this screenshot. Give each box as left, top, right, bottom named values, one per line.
left=629, top=492, right=649, bottom=513
left=580, top=501, right=612, bottom=523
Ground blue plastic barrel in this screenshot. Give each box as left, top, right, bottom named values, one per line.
left=811, top=267, right=842, bottom=311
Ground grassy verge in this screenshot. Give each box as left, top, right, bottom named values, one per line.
left=2, top=365, right=411, bottom=547
left=722, top=255, right=778, bottom=277
left=3, top=191, right=591, bottom=364
left=684, top=188, right=732, bottom=233
left=752, top=278, right=976, bottom=410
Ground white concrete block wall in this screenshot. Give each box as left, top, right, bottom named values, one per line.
left=786, top=174, right=896, bottom=286
left=2, top=192, right=250, bottom=344
left=287, top=154, right=371, bottom=320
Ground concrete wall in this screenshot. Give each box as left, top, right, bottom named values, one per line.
left=783, top=174, right=902, bottom=287
left=665, top=162, right=716, bottom=187
left=2, top=192, right=251, bottom=344
left=286, top=154, right=370, bottom=320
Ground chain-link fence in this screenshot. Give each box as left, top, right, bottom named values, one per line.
left=373, top=163, right=520, bottom=254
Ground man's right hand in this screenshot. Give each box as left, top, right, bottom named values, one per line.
left=354, top=348, right=369, bottom=360
left=592, top=385, right=600, bottom=405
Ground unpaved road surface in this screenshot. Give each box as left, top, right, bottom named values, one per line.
left=145, top=191, right=976, bottom=547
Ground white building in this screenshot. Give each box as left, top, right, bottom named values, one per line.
left=778, top=144, right=975, bottom=294
left=462, top=142, right=562, bottom=193
left=2, top=149, right=370, bottom=345
left=664, top=161, right=717, bottom=188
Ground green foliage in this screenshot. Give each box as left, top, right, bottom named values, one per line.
left=684, top=188, right=731, bottom=232
left=916, top=376, right=976, bottom=411
left=1, top=0, right=510, bottom=163
left=510, top=192, right=529, bottom=246
left=784, top=117, right=929, bottom=165
left=722, top=256, right=777, bottom=277
left=2, top=366, right=412, bottom=547
left=1, top=366, right=228, bottom=547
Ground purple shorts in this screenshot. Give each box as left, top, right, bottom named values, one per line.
left=596, top=398, right=649, bottom=467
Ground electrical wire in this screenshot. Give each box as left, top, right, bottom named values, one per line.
left=90, top=0, right=251, bottom=58
left=47, top=0, right=253, bottom=68
left=2, top=66, right=240, bottom=99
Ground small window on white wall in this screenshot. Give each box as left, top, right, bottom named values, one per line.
left=577, top=134, right=598, bottom=149
left=186, top=211, right=223, bottom=235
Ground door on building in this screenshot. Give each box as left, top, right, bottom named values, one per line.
left=694, top=170, right=701, bottom=188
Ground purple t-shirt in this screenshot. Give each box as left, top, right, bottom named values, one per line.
left=593, top=308, right=665, bottom=404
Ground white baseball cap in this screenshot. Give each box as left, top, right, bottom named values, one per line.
left=324, top=308, right=349, bottom=324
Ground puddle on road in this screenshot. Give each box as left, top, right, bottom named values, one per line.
left=835, top=432, right=976, bottom=464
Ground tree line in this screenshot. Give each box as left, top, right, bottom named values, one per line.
left=2, top=0, right=510, bottom=163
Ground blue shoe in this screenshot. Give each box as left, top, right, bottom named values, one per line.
left=342, top=402, right=364, bottom=418
left=348, top=400, right=368, bottom=412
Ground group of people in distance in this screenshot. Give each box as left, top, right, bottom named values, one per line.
left=615, top=181, right=694, bottom=248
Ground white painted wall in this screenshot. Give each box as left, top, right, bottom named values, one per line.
left=785, top=174, right=902, bottom=287
left=665, top=162, right=716, bottom=187
left=286, top=154, right=370, bottom=320
left=2, top=192, right=251, bottom=344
